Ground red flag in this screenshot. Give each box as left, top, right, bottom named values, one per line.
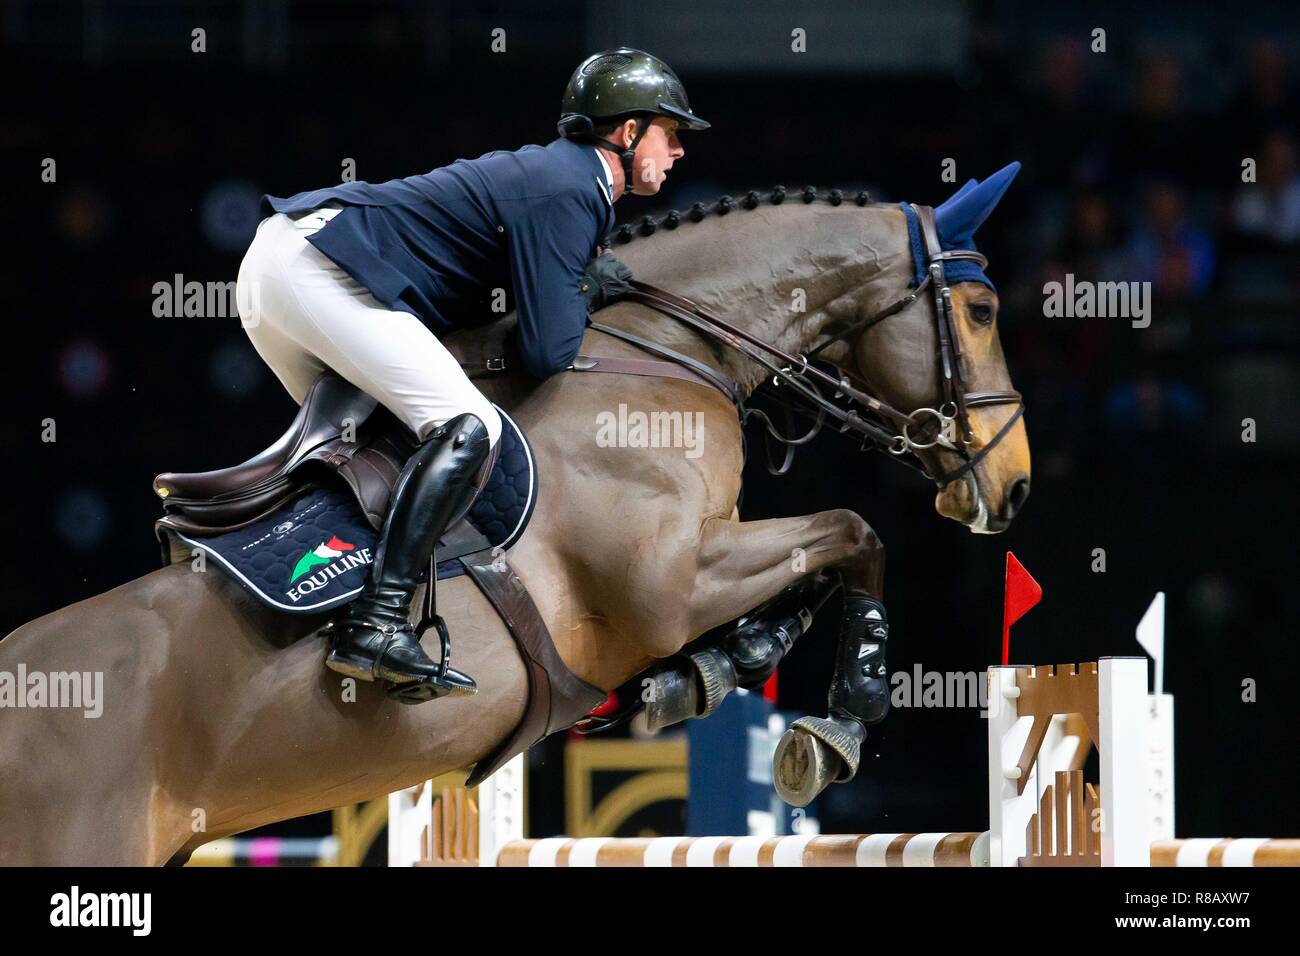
left=762, top=670, right=779, bottom=704
left=1002, top=552, right=1041, bottom=664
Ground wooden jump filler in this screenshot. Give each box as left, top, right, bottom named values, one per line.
left=987, top=657, right=1156, bottom=866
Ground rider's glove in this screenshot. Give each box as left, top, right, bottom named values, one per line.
left=580, top=253, right=634, bottom=314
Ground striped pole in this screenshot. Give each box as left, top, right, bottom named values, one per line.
left=1151, top=839, right=1300, bottom=867
left=187, top=836, right=339, bottom=866
left=497, top=832, right=989, bottom=867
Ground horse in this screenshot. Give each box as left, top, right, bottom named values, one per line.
left=0, top=167, right=1030, bottom=865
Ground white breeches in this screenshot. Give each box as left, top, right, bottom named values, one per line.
left=236, top=209, right=502, bottom=447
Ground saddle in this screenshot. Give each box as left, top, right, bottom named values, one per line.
left=154, top=373, right=413, bottom=536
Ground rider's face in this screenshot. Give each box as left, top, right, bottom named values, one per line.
left=629, top=118, right=684, bottom=196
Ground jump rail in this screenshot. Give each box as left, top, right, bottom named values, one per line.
left=1150, top=840, right=1300, bottom=867
left=498, top=833, right=989, bottom=867
left=491, top=834, right=1300, bottom=868
left=187, top=836, right=339, bottom=867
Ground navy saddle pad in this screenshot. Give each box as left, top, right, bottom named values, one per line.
left=166, top=406, right=537, bottom=614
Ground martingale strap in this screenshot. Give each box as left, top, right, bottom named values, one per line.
left=618, top=281, right=912, bottom=441
left=582, top=321, right=742, bottom=405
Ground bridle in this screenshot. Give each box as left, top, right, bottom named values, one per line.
left=600, top=203, right=1024, bottom=489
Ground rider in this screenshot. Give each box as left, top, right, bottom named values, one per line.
left=236, top=48, right=708, bottom=701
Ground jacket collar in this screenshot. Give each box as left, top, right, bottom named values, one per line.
left=593, top=149, right=615, bottom=195
left=549, top=137, right=615, bottom=219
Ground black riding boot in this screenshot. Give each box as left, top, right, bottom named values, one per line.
left=324, top=413, right=492, bottom=699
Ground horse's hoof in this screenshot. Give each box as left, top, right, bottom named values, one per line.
left=772, top=715, right=863, bottom=807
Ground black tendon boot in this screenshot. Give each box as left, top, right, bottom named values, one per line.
left=827, top=592, right=891, bottom=728
left=784, top=592, right=890, bottom=789
left=324, top=413, right=492, bottom=699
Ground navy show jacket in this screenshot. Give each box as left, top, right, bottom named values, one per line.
left=262, top=137, right=615, bottom=378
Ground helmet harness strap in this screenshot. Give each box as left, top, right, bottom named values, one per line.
left=592, top=116, right=650, bottom=190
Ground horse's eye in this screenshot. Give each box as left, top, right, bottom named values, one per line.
left=970, top=303, right=994, bottom=325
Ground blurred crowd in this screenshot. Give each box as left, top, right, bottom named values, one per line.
left=965, top=36, right=1300, bottom=482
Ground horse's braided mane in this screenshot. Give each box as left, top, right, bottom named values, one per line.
left=602, top=186, right=879, bottom=247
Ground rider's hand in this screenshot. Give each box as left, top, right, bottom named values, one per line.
left=580, top=253, right=633, bottom=314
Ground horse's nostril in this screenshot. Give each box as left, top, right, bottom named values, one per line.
left=1005, top=476, right=1031, bottom=517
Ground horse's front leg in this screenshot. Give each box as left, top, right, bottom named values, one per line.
left=688, top=509, right=892, bottom=807
left=689, top=508, right=882, bottom=626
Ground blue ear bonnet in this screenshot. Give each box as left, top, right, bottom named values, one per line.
left=900, top=161, right=1021, bottom=294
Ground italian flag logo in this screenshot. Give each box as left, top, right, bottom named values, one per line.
left=290, top=535, right=355, bottom=583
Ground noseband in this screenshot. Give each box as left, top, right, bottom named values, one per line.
left=596, top=203, right=1024, bottom=489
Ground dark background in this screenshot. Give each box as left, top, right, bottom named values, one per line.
left=3, top=0, right=1297, bottom=849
